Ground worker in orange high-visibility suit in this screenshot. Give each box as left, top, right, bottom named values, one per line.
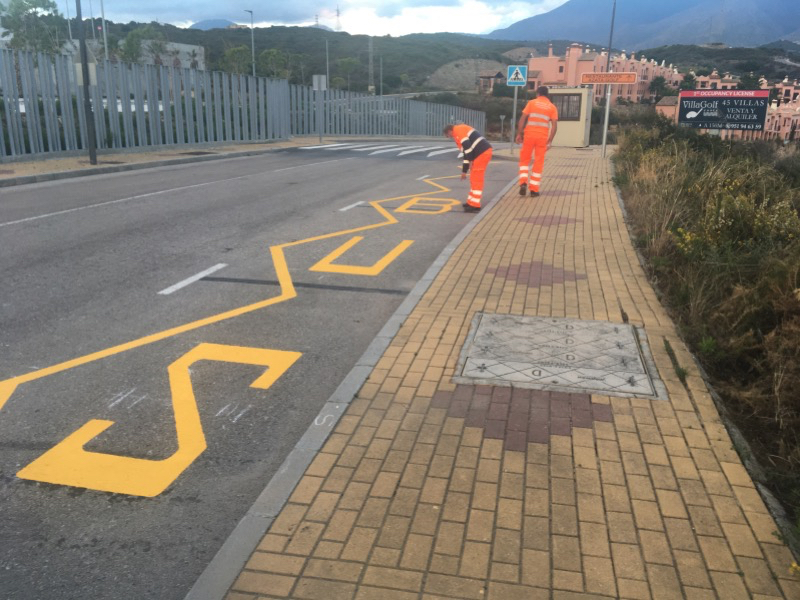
left=444, top=123, right=493, bottom=213
left=515, top=86, right=558, bottom=197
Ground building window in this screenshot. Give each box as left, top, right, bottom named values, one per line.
left=551, top=93, right=582, bottom=121
left=559, top=66, right=564, bottom=73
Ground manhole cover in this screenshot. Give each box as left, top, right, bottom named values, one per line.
left=455, top=314, right=666, bottom=399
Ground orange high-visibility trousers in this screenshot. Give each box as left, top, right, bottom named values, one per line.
left=519, top=137, right=548, bottom=193
left=466, top=148, right=493, bottom=208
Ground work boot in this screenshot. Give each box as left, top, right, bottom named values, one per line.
left=519, top=185, right=527, bottom=196
left=463, top=203, right=481, bottom=213
left=530, top=190, right=540, bottom=197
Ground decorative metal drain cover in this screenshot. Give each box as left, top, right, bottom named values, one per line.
left=455, top=314, right=666, bottom=399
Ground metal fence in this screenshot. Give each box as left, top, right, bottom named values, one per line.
left=0, top=48, right=485, bottom=161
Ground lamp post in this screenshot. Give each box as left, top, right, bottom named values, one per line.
left=100, top=0, right=108, bottom=61
left=602, top=0, right=617, bottom=157
left=245, top=9, right=255, bottom=77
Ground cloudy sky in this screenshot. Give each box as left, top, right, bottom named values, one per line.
left=70, top=0, right=570, bottom=36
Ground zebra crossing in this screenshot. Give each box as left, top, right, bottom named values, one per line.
left=298, top=143, right=463, bottom=159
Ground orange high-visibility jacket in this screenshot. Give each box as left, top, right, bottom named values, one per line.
left=521, top=96, right=558, bottom=140
left=452, top=124, right=492, bottom=173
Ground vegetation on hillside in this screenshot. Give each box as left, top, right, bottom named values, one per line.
left=641, top=43, right=800, bottom=81
left=613, top=118, right=800, bottom=540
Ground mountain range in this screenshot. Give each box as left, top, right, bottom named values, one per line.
left=487, top=0, right=800, bottom=51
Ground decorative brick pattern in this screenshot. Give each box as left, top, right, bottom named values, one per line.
left=431, top=385, right=611, bottom=451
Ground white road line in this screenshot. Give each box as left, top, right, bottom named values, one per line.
left=416, top=175, right=430, bottom=181
left=399, top=146, right=444, bottom=156
left=272, top=157, right=354, bottom=172
left=427, top=148, right=462, bottom=157
left=299, top=143, right=351, bottom=149
left=325, top=144, right=374, bottom=150
left=351, top=145, right=399, bottom=152
left=158, top=263, right=228, bottom=295
left=369, top=145, right=423, bottom=155
left=0, top=175, right=251, bottom=228
left=2, top=158, right=355, bottom=228
left=339, top=201, right=365, bottom=212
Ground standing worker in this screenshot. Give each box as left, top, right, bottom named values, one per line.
left=444, top=123, right=493, bottom=213
left=516, top=86, right=558, bottom=197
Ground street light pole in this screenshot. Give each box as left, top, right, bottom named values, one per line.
left=602, top=0, right=617, bottom=158
left=245, top=9, right=255, bottom=77
left=100, top=0, right=108, bottom=61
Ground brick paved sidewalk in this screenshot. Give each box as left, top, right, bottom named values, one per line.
left=224, top=147, right=799, bottom=599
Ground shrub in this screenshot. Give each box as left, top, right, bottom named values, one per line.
left=614, top=122, right=800, bottom=526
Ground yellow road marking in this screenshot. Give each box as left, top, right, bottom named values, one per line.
left=3, top=175, right=459, bottom=495
left=309, top=236, right=414, bottom=275
left=17, top=344, right=301, bottom=496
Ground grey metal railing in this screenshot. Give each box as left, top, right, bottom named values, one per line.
left=0, top=48, right=485, bottom=161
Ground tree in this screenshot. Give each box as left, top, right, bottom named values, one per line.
left=738, top=72, right=761, bottom=90
left=258, top=48, right=288, bottom=78
left=335, top=57, right=360, bottom=91
left=223, top=46, right=251, bottom=74
left=648, top=76, right=669, bottom=101
left=679, top=73, right=697, bottom=91
left=119, top=25, right=165, bottom=64
left=0, top=0, right=62, bottom=53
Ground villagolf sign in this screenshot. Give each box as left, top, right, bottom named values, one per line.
left=678, top=90, right=769, bottom=131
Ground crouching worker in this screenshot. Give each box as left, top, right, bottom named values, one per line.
left=443, top=123, right=493, bottom=213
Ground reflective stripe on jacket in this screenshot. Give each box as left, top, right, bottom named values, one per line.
left=522, top=97, right=558, bottom=138
left=452, top=124, right=492, bottom=173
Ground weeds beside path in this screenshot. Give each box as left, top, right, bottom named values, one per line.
left=613, top=121, right=800, bottom=538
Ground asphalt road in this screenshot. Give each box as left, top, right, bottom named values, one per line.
left=0, top=142, right=516, bottom=600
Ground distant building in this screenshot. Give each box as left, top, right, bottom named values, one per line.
left=477, top=70, right=505, bottom=94
left=524, top=43, right=684, bottom=105
left=694, top=69, right=741, bottom=90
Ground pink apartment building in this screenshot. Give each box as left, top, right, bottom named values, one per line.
left=525, top=44, right=799, bottom=143
left=524, top=43, right=684, bottom=105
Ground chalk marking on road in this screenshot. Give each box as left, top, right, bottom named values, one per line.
left=416, top=175, right=430, bottom=181
left=399, top=146, right=444, bottom=156
left=128, top=394, right=148, bottom=409
left=314, top=414, right=336, bottom=427
left=216, top=403, right=233, bottom=417
left=339, top=201, right=365, bottom=212
left=158, top=264, right=228, bottom=296
left=231, top=405, right=252, bottom=423
left=108, top=388, right=137, bottom=409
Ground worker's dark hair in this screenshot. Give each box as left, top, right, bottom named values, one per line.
left=537, top=86, right=549, bottom=97
left=443, top=124, right=455, bottom=135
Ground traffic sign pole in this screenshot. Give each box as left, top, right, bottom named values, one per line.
left=511, top=86, right=518, bottom=155
left=602, top=81, right=612, bottom=157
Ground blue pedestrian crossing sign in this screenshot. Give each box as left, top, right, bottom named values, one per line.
left=506, top=65, right=528, bottom=86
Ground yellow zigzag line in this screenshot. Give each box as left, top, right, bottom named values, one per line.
left=0, top=176, right=457, bottom=411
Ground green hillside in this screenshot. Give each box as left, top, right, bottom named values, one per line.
left=640, top=43, right=800, bottom=81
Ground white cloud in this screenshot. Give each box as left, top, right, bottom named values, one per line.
left=81, top=0, right=569, bottom=36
